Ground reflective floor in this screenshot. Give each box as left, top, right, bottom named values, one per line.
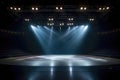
left=0, top=55, right=120, bottom=80
left=0, top=55, right=120, bottom=66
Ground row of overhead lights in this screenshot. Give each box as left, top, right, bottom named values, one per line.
left=99, top=7, right=110, bottom=11
left=24, top=18, right=94, bottom=22
left=48, top=18, right=74, bottom=21
left=80, top=7, right=87, bottom=10
left=56, top=6, right=63, bottom=10
left=10, top=6, right=110, bottom=11
left=48, top=18, right=54, bottom=21
left=47, top=23, right=54, bottom=26
left=32, top=7, right=39, bottom=11
left=47, top=22, right=74, bottom=26
left=89, top=18, right=94, bottom=21
left=10, top=7, right=21, bottom=11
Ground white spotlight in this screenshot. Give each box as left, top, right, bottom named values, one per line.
left=10, top=7, right=13, bottom=10
left=84, top=7, right=87, bottom=10
left=14, top=7, right=17, bottom=10
left=24, top=18, right=30, bottom=22
left=18, top=8, right=21, bottom=10
left=71, top=18, right=74, bottom=20
left=51, top=18, right=54, bottom=21
left=32, top=7, right=34, bottom=10
left=106, top=7, right=110, bottom=10
left=56, top=7, right=58, bottom=10
left=36, top=7, right=38, bottom=10
left=80, top=7, right=83, bottom=10
left=103, top=8, right=105, bottom=10
left=99, top=8, right=102, bottom=10
left=68, top=18, right=70, bottom=21
left=60, top=7, right=63, bottom=10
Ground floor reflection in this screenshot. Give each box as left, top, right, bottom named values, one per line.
left=0, top=55, right=120, bottom=80
left=28, top=67, right=94, bottom=80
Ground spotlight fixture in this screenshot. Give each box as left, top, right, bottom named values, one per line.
left=14, top=7, right=17, bottom=10
left=47, top=23, right=54, bottom=26
left=99, top=7, right=110, bottom=11
left=56, top=7, right=59, bottom=10
left=68, top=18, right=74, bottom=21
left=99, top=8, right=102, bottom=10
left=18, top=8, right=21, bottom=10
left=80, top=7, right=83, bottom=10
left=32, top=7, right=39, bottom=11
left=32, top=7, right=34, bottom=10
left=24, top=18, right=30, bottom=22
left=60, top=7, right=63, bottom=10
left=48, top=18, right=54, bottom=21
left=80, top=7, right=87, bottom=10
left=60, top=23, right=64, bottom=26
left=35, top=7, right=38, bottom=10
left=103, top=8, right=105, bottom=10
left=67, top=23, right=74, bottom=26
left=89, top=18, right=94, bottom=21
left=10, top=7, right=13, bottom=10
left=106, top=7, right=110, bottom=10
left=84, top=7, right=87, bottom=10
left=55, top=6, right=63, bottom=11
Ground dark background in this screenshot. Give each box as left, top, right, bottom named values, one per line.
left=0, top=0, right=120, bottom=57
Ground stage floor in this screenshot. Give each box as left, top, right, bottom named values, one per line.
left=0, top=55, right=120, bottom=80
left=0, top=55, right=120, bottom=66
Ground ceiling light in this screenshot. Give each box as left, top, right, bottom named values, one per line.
left=10, top=7, right=13, bottom=10
left=56, top=7, right=58, bottom=10
left=32, top=7, right=34, bottom=10
left=60, top=7, right=63, bottom=10
left=36, top=7, right=38, bottom=10
left=80, top=7, right=83, bottom=10
left=99, top=8, right=102, bottom=10
left=18, top=8, right=21, bottom=10
left=106, top=7, right=110, bottom=10
left=14, top=7, right=17, bottom=10
left=84, top=7, right=87, bottom=10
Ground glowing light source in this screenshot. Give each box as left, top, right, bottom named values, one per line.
left=32, top=7, right=34, bottom=10
left=67, top=23, right=74, bottom=26
left=48, top=18, right=54, bottom=21
left=80, top=7, right=87, bottom=10
left=99, top=8, right=102, bottom=10
left=56, top=7, right=58, bottom=10
left=84, top=7, right=87, bottom=10
left=99, top=7, right=110, bottom=11
left=56, top=6, right=63, bottom=10
left=60, top=7, right=63, bottom=10
left=103, top=7, right=105, bottom=10
left=106, top=7, right=110, bottom=10
left=24, top=18, right=30, bottom=22
left=14, top=7, right=17, bottom=10
left=47, top=22, right=54, bottom=26
left=68, top=18, right=74, bottom=21
left=60, top=23, right=64, bottom=26
left=36, top=7, right=38, bottom=10
left=10, top=7, right=13, bottom=10
left=89, top=18, right=94, bottom=21
left=18, top=8, right=21, bottom=10
left=80, top=7, right=83, bottom=10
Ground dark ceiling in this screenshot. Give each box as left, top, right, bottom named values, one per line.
left=0, top=0, right=120, bottom=30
